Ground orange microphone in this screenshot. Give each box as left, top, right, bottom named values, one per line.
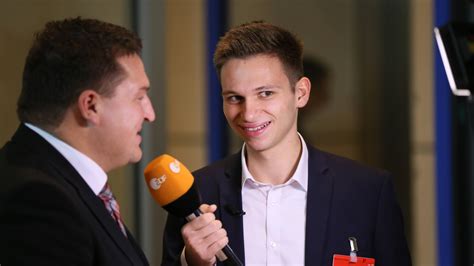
left=144, top=154, right=200, bottom=218
left=144, top=154, right=243, bottom=266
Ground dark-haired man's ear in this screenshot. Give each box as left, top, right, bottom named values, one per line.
left=77, top=89, right=101, bottom=126
left=296, top=77, right=311, bottom=108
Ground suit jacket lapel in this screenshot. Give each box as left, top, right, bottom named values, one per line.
left=305, top=147, right=334, bottom=266
left=218, top=153, right=246, bottom=264
left=12, top=125, right=146, bottom=265
left=73, top=179, right=144, bottom=265
left=126, top=228, right=149, bottom=264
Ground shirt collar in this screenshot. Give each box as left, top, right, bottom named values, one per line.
left=25, top=123, right=107, bottom=195
left=240, top=133, right=309, bottom=191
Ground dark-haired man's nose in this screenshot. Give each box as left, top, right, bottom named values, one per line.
left=143, top=96, right=156, bottom=122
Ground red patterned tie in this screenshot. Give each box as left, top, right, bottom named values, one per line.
left=98, top=183, right=127, bottom=237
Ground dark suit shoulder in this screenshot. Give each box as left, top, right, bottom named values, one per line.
left=193, top=152, right=240, bottom=179
left=0, top=163, right=61, bottom=192
left=0, top=167, right=95, bottom=265
left=191, top=153, right=241, bottom=206
left=0, top=167, right=84, bottom=222
left=310, top=146, right=391, bottom=185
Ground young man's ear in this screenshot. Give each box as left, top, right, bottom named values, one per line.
left=296, top=77, right=311, bottom=108
left=77, top=89, right=101, bottom=126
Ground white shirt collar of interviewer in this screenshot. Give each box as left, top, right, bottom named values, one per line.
left=25, top=123, right=107, bottom=195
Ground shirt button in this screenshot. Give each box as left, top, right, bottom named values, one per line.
left=270, top=241, right=277, bottom=248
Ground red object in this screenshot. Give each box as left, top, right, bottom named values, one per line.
left=332, top=254, right=375, bottom=266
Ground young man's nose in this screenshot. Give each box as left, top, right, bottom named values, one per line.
left=242, top=100, right=259, bottom=121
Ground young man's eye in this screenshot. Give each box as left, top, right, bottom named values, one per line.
left=226, top=95, right=242, bottom=103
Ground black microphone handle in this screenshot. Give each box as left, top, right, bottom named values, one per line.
left=186, top=209, right=244, bottom=266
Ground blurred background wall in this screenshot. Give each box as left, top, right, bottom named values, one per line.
left=0, top=0, right=442, bottom=265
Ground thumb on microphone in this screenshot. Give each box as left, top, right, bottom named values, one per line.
left=200, top=204, right=217, bottom=213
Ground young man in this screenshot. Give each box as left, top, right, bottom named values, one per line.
left=0, top=18, right=155, bottom=265
left=162, top=21, right=411, bottom=266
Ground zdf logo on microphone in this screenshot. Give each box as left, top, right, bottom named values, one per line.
left=149, top=175, right=166, bottom=190
left=148, top=159, right=181, bottom=190
left=169, top=159, right=181, bottom=173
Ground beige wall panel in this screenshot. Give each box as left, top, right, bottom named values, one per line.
left=411, top=152, right=436, bottom=266
left=410, top=0, right=436, bottom=264
left=165, top=0, right=206, bottom=168
left=167, top=143, right=208, bottom=173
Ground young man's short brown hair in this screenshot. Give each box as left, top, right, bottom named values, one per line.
left=213, top=21, right=304, bottom=86
left=17, top=17, right=142, bottom=127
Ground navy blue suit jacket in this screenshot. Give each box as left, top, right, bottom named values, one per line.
left=0, top=125, right=148, bottom=265
left=162, top=146, right=411, bottom=266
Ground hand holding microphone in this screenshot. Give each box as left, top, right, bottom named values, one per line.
left=144, top=154, right=243, bottom=266
left=181, top=203, right=227, bottom=265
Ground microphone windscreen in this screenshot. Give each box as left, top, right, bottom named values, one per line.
left=144, top=154, right=201, bottom=217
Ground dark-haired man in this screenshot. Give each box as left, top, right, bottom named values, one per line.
left=0, top=17, right=154, bottom=265
left=162, top=21, right=411, bottom=266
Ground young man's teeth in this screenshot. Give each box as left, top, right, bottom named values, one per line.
left=246, top=122, right=269, bottom=132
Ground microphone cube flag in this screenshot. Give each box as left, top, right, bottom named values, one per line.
left=144, top=154, right=201, bottom=217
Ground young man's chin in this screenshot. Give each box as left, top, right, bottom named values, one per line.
left=244, top=140, right=269, bottom=153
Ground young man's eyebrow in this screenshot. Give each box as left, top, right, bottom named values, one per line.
left=222, top=90, right=235, bottom=96
left=221, top=85, right=281, bottom=96
left=255, top=85, right=280, bottom=91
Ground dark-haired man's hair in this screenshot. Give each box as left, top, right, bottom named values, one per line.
left=213, top=21, right=304, bottom=87
left=17, top=17, right=142, bottom=127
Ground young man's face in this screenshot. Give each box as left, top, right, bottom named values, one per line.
left=95, top=54, right=155, bottom=170
left=221, top=54, right=310, bottom=153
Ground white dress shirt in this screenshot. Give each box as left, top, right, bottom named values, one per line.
left=25, top=123, right=107, bottom=195
left=241, top=134, right=308, bottom=266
